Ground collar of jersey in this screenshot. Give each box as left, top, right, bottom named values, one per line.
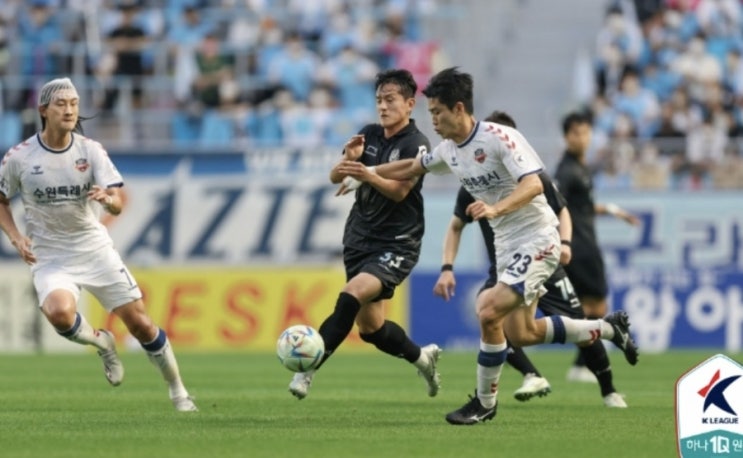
left=457, top=121, right=479, bottom=148
left=37, top=132, right=75, bottom=154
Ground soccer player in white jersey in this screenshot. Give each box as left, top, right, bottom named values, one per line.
left=336, top=67, right=638, bottom=425
left=0, top=78, right=197, bottom=412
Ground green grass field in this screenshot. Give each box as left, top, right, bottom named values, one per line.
left=0, top=349, right=732, bottom=458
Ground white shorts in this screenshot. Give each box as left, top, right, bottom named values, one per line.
left=496, top=227, right=560, bottom=306
left=32, top=248, right=142, bottom=312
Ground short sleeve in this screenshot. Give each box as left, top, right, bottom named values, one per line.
left=420, top=144, right=450, bottom=175
left=453, top=187, right=475, bottom=223
left=0, top=151, right=19, bottom=198
left=499, top=128, right=544, bottom=181
left=540, top=173, right=566, bottom=214
left=89, top=141, right=124, bottom=188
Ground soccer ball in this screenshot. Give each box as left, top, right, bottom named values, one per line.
left=276, top=325, right=325, bottom=372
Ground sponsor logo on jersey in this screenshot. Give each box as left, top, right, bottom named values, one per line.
left=75, top=158, right=90, bottom=172
left=364, top=145, right=378, bottom=157
left=676, top=354, right=743, bottom=457
left=30, top=165, right=43, bottom=175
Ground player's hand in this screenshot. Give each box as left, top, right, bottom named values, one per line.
left=620, top=211, right=641, bottom=226
left=336, top=161, right=373, bottom=181
left=465, top=200, right=497, bottom=220
left=560, top=245, right=572, bottom=265
left=11, top=236, right=35, bottom=265
left=433, top=271, right=456, bottom=301
left=343, top=134, right=365, bottom=161
left=335, top=176, right=362, bottom=196
left=87, top=185, right=113, bottom=207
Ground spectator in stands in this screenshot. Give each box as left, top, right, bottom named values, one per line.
left=317, top=43, right=378, bottom=112
left=612, top=67, right=661, bottom=138
left=97, top=1, right=150, bottom=113
left=192, top=32, right=235, bottom=109
left=267, top=30, right=321, bottom=102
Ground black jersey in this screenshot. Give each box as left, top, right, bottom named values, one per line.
left=343, top=120, right=431, bottom=251
left=553, top=153, right=597, bottom=251
left=453, top=171, right=565, bottom=277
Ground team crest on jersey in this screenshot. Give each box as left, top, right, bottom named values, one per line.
left=389, top=148, right=400, bottom=162
left=474, top=148, right=486, bottom=163
left=30, top=165, right=43, bottom=175
left=75, top=158, right=90, bottom=172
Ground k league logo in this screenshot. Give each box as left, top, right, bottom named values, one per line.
left=676, top=354, right=743, bottom=457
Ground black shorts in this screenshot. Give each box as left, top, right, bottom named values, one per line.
left=478, top=267, right=584, bottom=319
left=343, top=245, right=419, bottom=301
left=563, top=246, right=608, bottom=299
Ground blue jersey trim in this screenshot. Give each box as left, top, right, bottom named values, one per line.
left=517, top=168, right=542, bottom=182
left=457, top=122, right=480, bottom=148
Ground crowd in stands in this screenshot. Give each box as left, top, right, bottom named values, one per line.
left=584, top=0, right=743, bottom=190
left=0, top=0, right=442, bottom=150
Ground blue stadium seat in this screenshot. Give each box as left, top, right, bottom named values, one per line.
left=0, top=112, right=22, bottom=150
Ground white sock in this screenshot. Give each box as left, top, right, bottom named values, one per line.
left=145, top=336, right=188, bottom=399
left=477, top=341, right=507, bottom=409
left=413, top=349, right=429, bottom=371
left=58, top=313, right=108, bottom=350
left=543, top=316, right=615, bottom=344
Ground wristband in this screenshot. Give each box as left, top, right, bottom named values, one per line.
left=561, top=240, right=571, bottom=247
left=366, top=166, right=377, bottom=174
left=441, top=264, right=453, bottom=272
left=605, top=203, right=620, bottom=216
left=104, top=196, right=113, bottom=206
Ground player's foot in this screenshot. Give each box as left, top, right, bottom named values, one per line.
left=513, top=373, right=551, bottom=401
left=288, top=371, right=314, bottom=400
left=603, top=392, right=628, bottom=408
left=445, top=392, right=497, bottom=425
left=417, top=344, right=442, bottom=397
left=172, top=395, right=199, bottom=412
left=96, top=329, right=124, bottom=386
left=603, top=311, right=639, bottom=365
left=565, top=365, right=598, bottom=383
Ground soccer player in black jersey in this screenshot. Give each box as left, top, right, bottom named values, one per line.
left=554, top=112, right=640, bottom=384
left=288, top=69, right=441, bottom=400
left=433, top=110, right=629, bottom=407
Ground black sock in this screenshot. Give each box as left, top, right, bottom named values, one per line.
left=506, top=341, right=541, bottom=377
left=316, top=292, right=361, bottom=369
left=359, top=320, right=421, bottom=363
left=573, top=349, right=586, bottom=367
left=580, top=340, right=616, bottom=397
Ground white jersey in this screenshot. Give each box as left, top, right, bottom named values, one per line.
left=421, top=121, right=558, bottom=244
left=0, top=133, right=123, bottom=263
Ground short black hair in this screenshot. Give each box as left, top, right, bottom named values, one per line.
left=422, top=67, right=474, bottom=114
left=375, top=69, right=417, bottom=99
left=561, top=111, right=591, bottom=136
left=484, top=110, right=517, bottom=128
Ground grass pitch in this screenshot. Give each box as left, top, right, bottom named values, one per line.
left=0, top=349, right=729, bottom=458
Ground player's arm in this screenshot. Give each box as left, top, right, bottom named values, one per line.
left=338, top=157, right=426, bottom=182
left=466, top=173, right=543, bottom=220
left=87, top=185, right=124, bottom=215
left=0, top=193, right=35, bottom=264
left=595, top=202, right=640, bottom=226
left=557, top=206, right=573, bottom=265
left=433, top=215, right=466, bottom=301
left=330, top=134, right=365, bottom=184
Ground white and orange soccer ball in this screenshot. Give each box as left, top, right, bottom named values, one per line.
left=276, top=325, right=325, bottom=372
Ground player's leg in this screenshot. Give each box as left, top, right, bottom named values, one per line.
left=538, top=272, right=624, bottom=405
left=289, top=269, right=379, bottom=400
left=356, top=300, right=441, bottom=397
left=446, top=282, right=525, bottom=425
left=564, top=248, right=608, bottom=381
left=86, top=251, right=196, bottom=411
left=35, top=265, right=122, bottom=385
left=112, top=298, right=197, bottom=411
